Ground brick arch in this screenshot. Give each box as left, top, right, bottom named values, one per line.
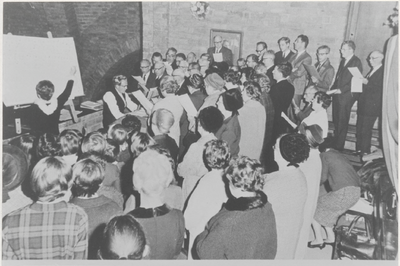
left=72, top=2, right=143, bottom=101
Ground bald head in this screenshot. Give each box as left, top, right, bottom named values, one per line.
left=368, top=50, right=384, bottom=67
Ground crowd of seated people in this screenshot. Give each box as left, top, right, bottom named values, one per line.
left=4, top=35, right=369, bottom=260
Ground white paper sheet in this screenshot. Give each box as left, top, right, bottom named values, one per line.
left=132, top=75, right=145, bottom=84
left=213, top=53, right=223, bottom=62
left=348, top=67, right=363, bottom=93
left=177, top=94, right=198, bottom=117
left=164, top=62, right=173, bottom=75
left=131, top=90, right=154, bottom=115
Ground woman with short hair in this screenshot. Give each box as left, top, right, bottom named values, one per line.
left=263, top=132, right=309, bottom=259
left=215, top=88, right=243, bottom=156
left=300, top=91, right=331, bottom=138
left=127, top=149, right=185, bottom=259
left=194, top=155, right=277, bottom=259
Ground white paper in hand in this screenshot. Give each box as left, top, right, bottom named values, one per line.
left=164, top=62, right=173, bottom=75
left=131, top=91, right=154, bottom=114
left=178, top=94, right=198, bottom=117
left=213, top=53, right=223, bottom=62
left=132, top=75, right=145, bottom=84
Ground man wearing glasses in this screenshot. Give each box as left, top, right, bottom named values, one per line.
left=137, top=59, right=156, bottom=92
left=262, top=50, right=276, bottom=85
left=330, top=40, right=362, bottom=151
left=154, top=61, right=168, bottom=88
left=309, top=45, right=335, bottom=92
left=256, top=41, right=268, bottom=62
left=356, top=51, right=384, bottom=156
left=165, top=47, right=178, bottom=70
left=207, top=35, right=233, bottom=66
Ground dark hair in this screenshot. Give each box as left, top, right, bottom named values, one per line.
left=122, top=115, right=142, bottom=135
left=225, top=156, right=265, bottom=192
left=318, top=136, right=335, bottom=153
left=189, top=62, right=201, bottom=71
left=278, top=37, right=290, bottom=44
left=59, top=129, right=83, bottom=156
left=204, top=139, right=231, bottom=169
left=317, top=45, right=331, bottom=53
left=241, top=67, right=255, bottom=82
left=314, top=91, right=332, bottom=109
left=278, top=133, right=310, bottom=167
left=223, top=69, right=241, bottom=85
left=152, top=52, right=162, bottom=60
left=36, top=80, right=55, bottom=101
left=104, top=138, right=119, bottom=163
left=166, top=47, right=177, bottom=54
left=187, top=73, right=205, bottom=92
left=99, top=215, right=147, bottom=260
left=251, top=73, right=271, bottom=92
left=221, top=88, right=244, bottom=114
left=176, top=53, right=186, bottom=60
left=112, top=75, right=127, bottom=87
left=247, top=54, right=258, bottom=64
left=71, top=158, right=104, bottom=197
left=243, top=81, right=262, bottom=102
left=342, top=40, right=356, bottom=51
left=275, top=62, right=293, bottom=78
left=297, top=34, right=309, bottom=48
left=9, top=134, right=36, bottom=165
left=299, top=124, right=324, bottom=149
left=34, top=133, right=62, bottom=161
left=198, top=106, right=224, bottom=133
left=200, top=53, right=211, bottom=61
left=256, top=41, right=267, bottom=50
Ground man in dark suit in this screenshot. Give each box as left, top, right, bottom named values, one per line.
left=275, top=37, right=295, bottom=65
left=269, top=62, right=294, bottom=141
left=172, top=68, right=189, bottom=96
left=330, top=40, right=363, bottom=151
left=356, top=50, right=384, bottom=155
left=288, top=34, right=312, bottom=108
left=207, top=35, right=233, bottom=66
left=309, top=45, right=335, bottom=92
left=256, top=41, right=268, bottom=62
left=165, top=47, right=178, bottom=72
left=261, top=50, right=276, bottom=86
left=153, top=61, right=168, bottom=88
left=137, top=59, right=156, bottom=92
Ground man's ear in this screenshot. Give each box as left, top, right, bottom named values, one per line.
left=142, top=245, right=150, bottom=258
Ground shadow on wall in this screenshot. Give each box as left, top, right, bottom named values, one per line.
left=93, top=50, right=143, bottom=101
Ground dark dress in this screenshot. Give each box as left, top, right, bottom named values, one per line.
left=154, top=134, right=179, bottom=164
left=194, top=191, right=277, bottom=259
left=27, top=80, right=74, bottom=135
left=128, top=204, right=185, bottom=259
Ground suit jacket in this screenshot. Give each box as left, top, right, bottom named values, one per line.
left=270, top=79, right=295, bottom=118
left=142, top=71, right=157, bottom=89
left=310, top=59, right=335, bottom=92
left=155, top=72, right=168, bottom=88
left=331, top=55, right=363, bottom=101
left=357, top=66, right=384, bottom=117
left=275, top=50, right=295, bottom=65
left=288, top=51, right=312, bottom=95
left=266, top=65, right=276, bottom=87
left=207, top=46, right=233, bottom=66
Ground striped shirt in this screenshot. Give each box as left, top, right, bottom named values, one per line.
left=2, top=201, right=88, bottom=260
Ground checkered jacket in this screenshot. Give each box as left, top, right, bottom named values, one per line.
left=2, top=201, right=88, bottom=259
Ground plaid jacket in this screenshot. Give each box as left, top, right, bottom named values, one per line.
left=2, top=201, right=88, bottom=260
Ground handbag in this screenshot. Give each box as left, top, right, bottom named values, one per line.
left=336, top=215, right=377, bottom=260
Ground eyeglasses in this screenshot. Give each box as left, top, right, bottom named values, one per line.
left=140, top=66, right=150, bottom=69
left=154, top=67, right=164, bottom=71
left=317, top=53, right=328, bottom=56
left=263, top=57, right=273, bottom=60
left=369, top=56, right=380, bottom=60
left=214, top=41, right=222, bottom=44
left=340, top=48, right=351, bottom=51
left=256, top=49, right=265, bottom=53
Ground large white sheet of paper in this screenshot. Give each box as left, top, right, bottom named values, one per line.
left=146, top=87, right=158, bottom=100
left=3, top=35, right=84, bottom=106
left=213, top=53, right=223, bottom=62
left=178, top=94, right=197, bottom=117
left=281, top=112, right=297, bottom=129
left=348, top=67, right=363, bottom=93
left=304, top=64, right=321, bottom=80
left=131, top=90, right=154, bottom=114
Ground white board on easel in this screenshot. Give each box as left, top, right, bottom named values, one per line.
left=2, top=35, right=84, bottom=107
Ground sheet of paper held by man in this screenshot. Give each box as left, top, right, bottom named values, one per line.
left=213, top=53, right=223, bottom=62
left=131, top=90, right=154, bottom=115
left=304, top=64, right=321, bottom=80
left=348, top=67, right=363, bottom=93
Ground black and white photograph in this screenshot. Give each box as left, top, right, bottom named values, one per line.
left=1, top=1, right=398, bottom=263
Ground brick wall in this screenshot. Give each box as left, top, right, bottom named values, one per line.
left=3, top=2, right=143, bottom=103
left=143, top=2, right=350, bottom=71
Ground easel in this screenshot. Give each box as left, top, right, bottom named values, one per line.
left=9, top=31, right=79, bottom=135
